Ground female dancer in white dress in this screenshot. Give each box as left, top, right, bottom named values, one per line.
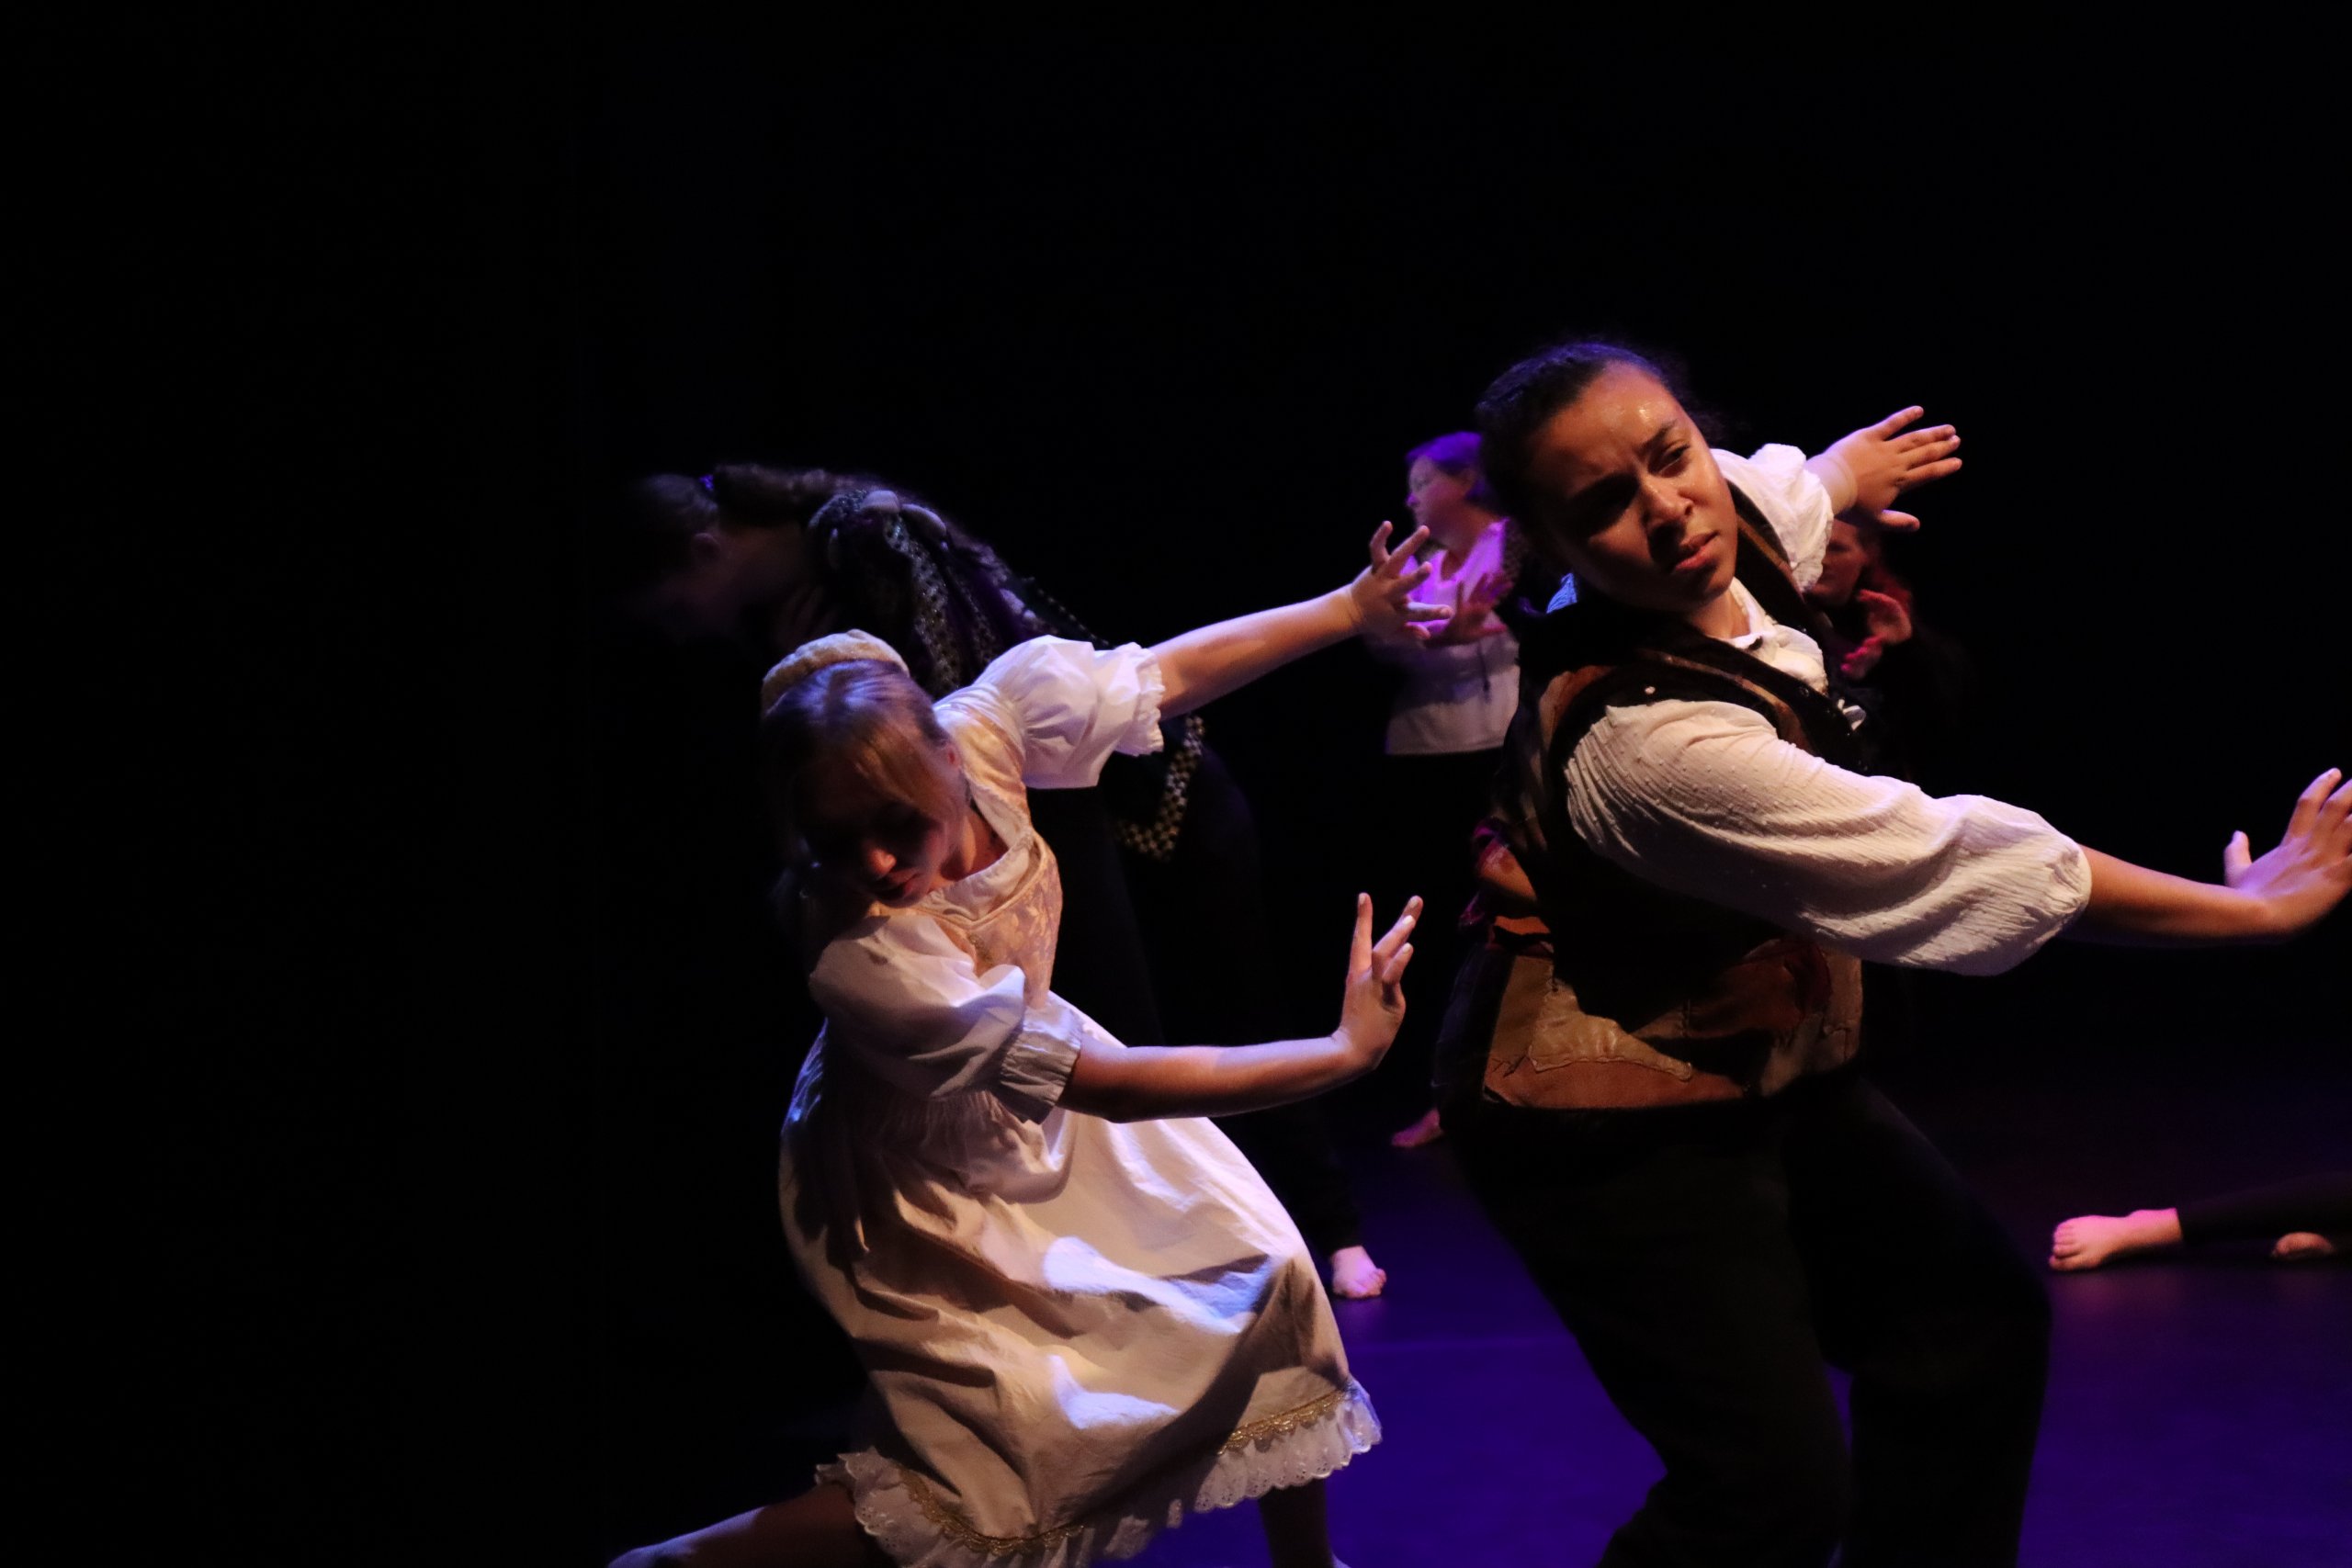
left=615, top=524, right=1439, bottom=1568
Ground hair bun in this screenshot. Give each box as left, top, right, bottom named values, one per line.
left=759, top=630, right=910, bottom=716
left=808, top=487, right=893, bottom=570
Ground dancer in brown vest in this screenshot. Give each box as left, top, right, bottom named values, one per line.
left=1448, top=340, right=2350, bottom=1568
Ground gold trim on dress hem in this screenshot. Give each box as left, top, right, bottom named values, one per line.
left=890, top=1385, right=1357, bottom=1553
left=1217, top=1386, right=1350, bottom=1453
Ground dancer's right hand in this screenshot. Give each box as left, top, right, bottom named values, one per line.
left=1334, top=894, right=1419, bottom=1071
left=2222, top=767, right=2352, bottom=938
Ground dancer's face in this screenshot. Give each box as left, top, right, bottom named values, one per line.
left=798, top=740, right=965, bottom=907
left=1405, top=457, right=1478, bottom=538
left=1519, top=364, right=1740, bottom=617
left=1809, top=521, right=1869, bottom=608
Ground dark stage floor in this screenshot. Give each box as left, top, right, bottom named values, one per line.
left=1123, top=1042, right=2352, bottom=1568
left=611, top=1030, right=2349, bottom=1568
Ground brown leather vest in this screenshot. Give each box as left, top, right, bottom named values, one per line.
left=1481, top=494, right=1867, bottom=1111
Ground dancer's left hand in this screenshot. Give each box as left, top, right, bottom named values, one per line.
left=1346, top=522, right=1445, bottom=640
left=2222, top=767, right=2352, bottom=939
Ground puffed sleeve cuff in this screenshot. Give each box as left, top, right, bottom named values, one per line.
left=971, top=637, right=1167, bottom=789
left=1981, top=826, right=2094, bottom=972
left=1713, top=443, right=1833, bottom=591
left=991, top=996, right=1091, bottom=1122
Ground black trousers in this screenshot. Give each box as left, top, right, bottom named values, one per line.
left=2178, top=1171, right=2352, bottom=1246
left=1369, top=748, right=1501, bottom=1114
left=1454, top=1068, right=2049, bottom=1568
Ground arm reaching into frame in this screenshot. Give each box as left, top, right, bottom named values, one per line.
left=1150, top=523, right=1444, bottom=715
left=1061, top=896, right=1421, bottom=1122
left=2069, top=768, right=2352, bottom=945
left=1804, top=406, right=1963, bottom=531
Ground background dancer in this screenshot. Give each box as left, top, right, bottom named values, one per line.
left=1801, top=515, right=1977, bottom=793
left=1360, top=433, right=1523, bottom=1148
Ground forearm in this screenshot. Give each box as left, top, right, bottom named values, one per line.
left=1060, top=1032, right=1365, bottom=1122
left=1150, top=589, right=1360, bottom=715
left=1804, top=451, right=1859, bottom=514
left=2066, top=848, right=2285, bottom=946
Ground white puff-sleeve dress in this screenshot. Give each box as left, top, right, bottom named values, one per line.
left=779, top=637, right=1379, bottom=1568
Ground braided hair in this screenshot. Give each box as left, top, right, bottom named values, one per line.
left=652, top=462, right=1208, bottom=860
left=800, top=485, right=1209, bottom=860
left=801, top=485, right=1077, bottom=698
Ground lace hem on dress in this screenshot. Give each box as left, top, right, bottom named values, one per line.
left=818, top=1379, right=1380, bottom=1567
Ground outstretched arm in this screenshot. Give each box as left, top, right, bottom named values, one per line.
left=1805, top=407, right=1963, bottom=530
left=1151, top=523, right=1442, bottom=715
left=2069, top=768, right=2352, bottom=945
left=1060, top=896, right=1420, bottom=1121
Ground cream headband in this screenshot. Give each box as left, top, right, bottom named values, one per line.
left=759, top=630, right=910, bottom=717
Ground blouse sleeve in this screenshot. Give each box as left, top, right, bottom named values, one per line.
left=1563, top=698, right=2092, bottom=975
left=808, top=912, right=1091, bottom=1120
left=1713, top=444, right=1834, bottom=593
left=958, top=636, right=1168, bottom=789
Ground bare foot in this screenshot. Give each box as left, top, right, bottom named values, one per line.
left=2272, top=1231, right=2338, bottom=1260
left=2049, top=1207, right=2184, bottom=1271
left=1389, top=1106, right=1445, bottom=1149
left=1329, top=1245, right=1387, bottom=1299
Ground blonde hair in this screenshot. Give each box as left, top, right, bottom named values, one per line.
left=757, top=657, right=960, bottom=865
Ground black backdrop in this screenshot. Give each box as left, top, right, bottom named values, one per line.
left=556, top=32, right=2346, bottom=1561
left=571, top=28, right=2346, bottom=1034
left=89, top=23, right=2346, bottom=1566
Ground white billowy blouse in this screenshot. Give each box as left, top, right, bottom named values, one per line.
left=1558, top=445, right=2091, bottom=976
left=800, top=637, right=1168, bottom=1132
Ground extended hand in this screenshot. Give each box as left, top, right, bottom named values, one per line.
left=1817, top=407, right=1962, bottom=531
left=2222, top=767, right=2352, bottom=939
left=1348, top=522, right=1445, bottom=641
left=1335, top=893, right=1419, bottom=1070
left=1855, top=588, right=1913, bottom=647
left=1428, top=569, right=1514, bottom=646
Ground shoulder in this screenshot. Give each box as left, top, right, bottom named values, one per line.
left=1565, top=694, right=1801, bottom=829
left=1713, top=444, right=1830, bottom=578
left=966, top=636, right=1159, bottom=714
left=809, top=907, right=978, bottom=998
left=1712, top=442, right=1813, bottom=499
left=936, top=681, right=1025, bottom=795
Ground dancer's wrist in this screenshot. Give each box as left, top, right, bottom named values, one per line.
left=1805, top=448, right=1859, bottom=514
left=1330, top=581, right=1366, bottom=634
